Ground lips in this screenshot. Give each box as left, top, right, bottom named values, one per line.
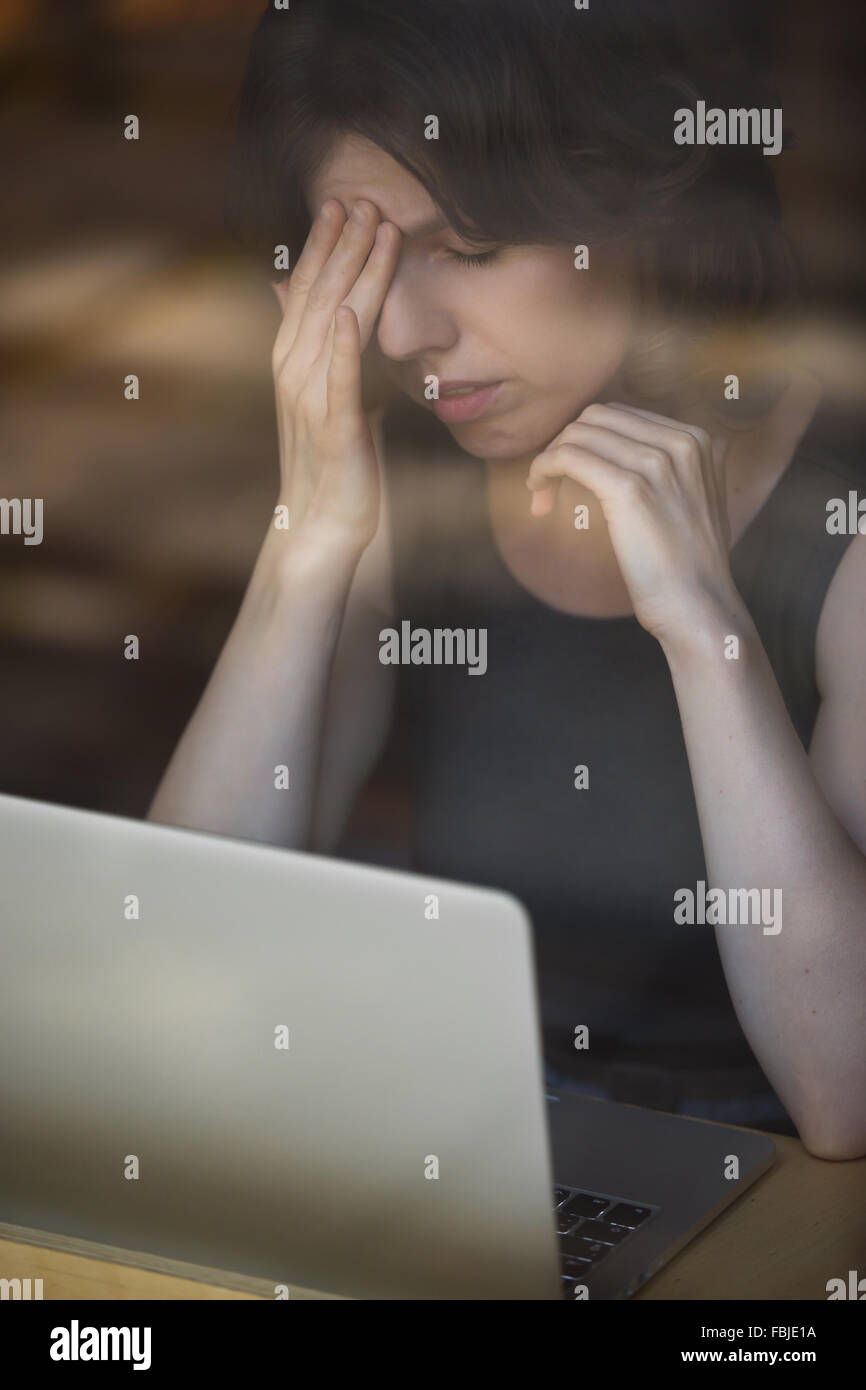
left=431, top=380, right=504, bottom=423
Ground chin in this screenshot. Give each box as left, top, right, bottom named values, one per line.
left=444, top=414, right=564, bottom=463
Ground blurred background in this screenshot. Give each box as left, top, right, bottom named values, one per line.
left=0, top=0, right=864, bottom=864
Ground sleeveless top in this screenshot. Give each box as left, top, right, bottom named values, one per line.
left=379, top=389, right=862, bottom=1132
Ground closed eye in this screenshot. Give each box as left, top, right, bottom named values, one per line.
left=446, top=248, right=499, bottom=268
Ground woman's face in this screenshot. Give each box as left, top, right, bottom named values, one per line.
left=305, top=134, right=637, bottom=462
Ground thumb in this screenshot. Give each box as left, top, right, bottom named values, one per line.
left=270, top=277, right=289, bottom=313
left=711, top=435, right=730, bottom=470
left=711, top=434, right=731, bottom=495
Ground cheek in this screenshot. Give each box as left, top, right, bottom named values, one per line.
left=490, top=256, right=634, bottom=391
left=553, top=291, right=633, bottom=392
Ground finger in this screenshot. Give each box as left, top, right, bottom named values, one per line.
left=584, top=402, right=712, bottom=481
left=541, top=420, right=674, bottom=486
left=564, top=409, right=732, bottom=542
left=526, top=442, right=644, bottom=520
left=711, top=434, right=731, bottom=533
left=326, top=306, right=362, bottom=420
left=274, top=200, right=347, bottom=353
left=525, top=423, right=647, bottom=519
left=602, top=402, right=730, bottom=522
left=529, top=482, right=558, bottom=517
left=340, top=220, right=402, bottom=349
left=271, top=277, right=289, bottom=314
left=292, top=200, right=382, bottom=364
left=601, top=401, right=712, bottom=459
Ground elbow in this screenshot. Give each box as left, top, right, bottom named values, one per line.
left=781, top=1053, right=866, bottom=1159
left=795, top=1110, right=866, bottom=1162
left=799, top=1134, right=866, bottom=1161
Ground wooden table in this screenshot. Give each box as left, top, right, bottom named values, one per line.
left=1, top=1130, right=863, bottom=1301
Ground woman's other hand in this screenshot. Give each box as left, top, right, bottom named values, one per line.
left=525, top=402, right=737, bottom=646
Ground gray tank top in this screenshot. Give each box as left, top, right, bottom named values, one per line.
left=380, top=392, right=861, bottom=1130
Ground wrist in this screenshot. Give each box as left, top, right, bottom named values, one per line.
left=259, top=512, right=368, bottom=584
left=242, top=517, right=366, bottom=632
left=658, top=583, right=758, bottom=671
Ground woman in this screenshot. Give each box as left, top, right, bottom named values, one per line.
left=148, top=0, right=866, bottom=1157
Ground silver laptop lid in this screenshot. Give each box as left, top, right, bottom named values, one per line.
left=0, top=793, right=559, bottom=1299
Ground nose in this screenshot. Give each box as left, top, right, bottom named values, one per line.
left=375, top=253, right=458, bottom=367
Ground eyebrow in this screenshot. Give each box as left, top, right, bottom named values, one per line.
left=401, top=213, right=498, bottom=246
left=401, top=213, right=449, bottom=237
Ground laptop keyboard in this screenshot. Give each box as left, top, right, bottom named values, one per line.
left=554, top=1185, right=659, bottom=1296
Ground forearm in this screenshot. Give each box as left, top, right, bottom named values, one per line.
left=662, top=594, right=866, bottom=1158
left=147, top=521, right=363, bottom=849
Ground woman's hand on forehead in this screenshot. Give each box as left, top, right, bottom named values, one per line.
left=268, top=198, right=402, bottom=552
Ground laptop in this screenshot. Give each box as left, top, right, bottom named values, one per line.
left=0, top=791, right=775, bottom=1300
